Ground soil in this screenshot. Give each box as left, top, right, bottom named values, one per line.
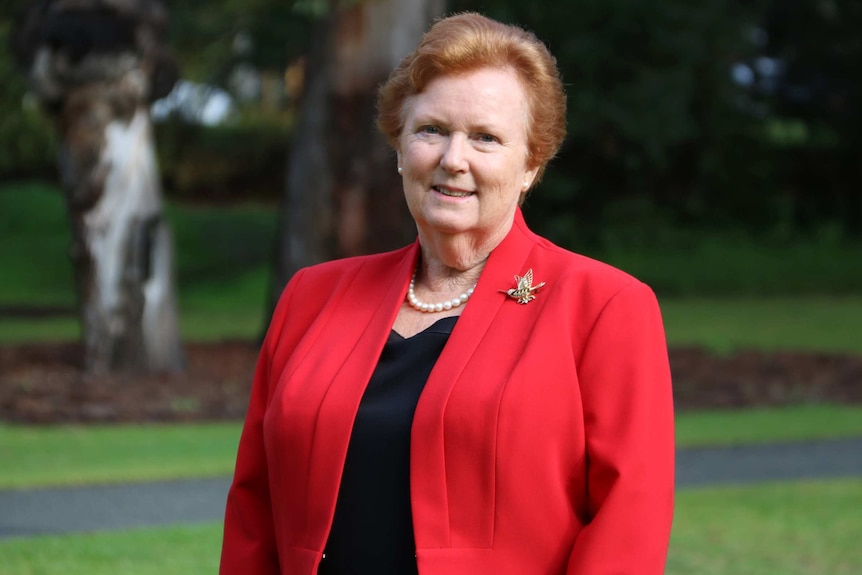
left=1, top=341, right=860, bottom=424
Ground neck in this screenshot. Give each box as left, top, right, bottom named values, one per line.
left=415, top=218, right=513, bottom=277
left=417, top=254, right=486, bottom=292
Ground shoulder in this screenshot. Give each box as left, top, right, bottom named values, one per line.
left=285, top=244, right=413, bottom=293
left=517, top=220, right=650, bottom=301
left=264, top=244, right=414, bottom=352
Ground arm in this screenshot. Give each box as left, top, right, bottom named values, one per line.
left=567, top=281, right=675, bottom=574
left=219, top=270, right=305, bottom=575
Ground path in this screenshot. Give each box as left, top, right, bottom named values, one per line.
left=1, top=438, right=861, bottom=540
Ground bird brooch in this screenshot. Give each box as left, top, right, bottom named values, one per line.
left=502, top=268, right=546, bottom=304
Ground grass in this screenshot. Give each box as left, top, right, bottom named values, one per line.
left=667, top=479, right=862, bottom=574
left=661, top=296, right=862, bottom=354
left=675, top=404, right=862, bottom=447
left=0, top=182, right=75, bottom=306
left=0, top=423, right=242, bottom=490
left=2, top=405, right=861, bottom=490
left=0, top=480, right=859, bottom=574
left=0, top=523, right=223, bottom=575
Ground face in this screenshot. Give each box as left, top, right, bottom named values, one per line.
left=397, top=67, right=538, bottom=248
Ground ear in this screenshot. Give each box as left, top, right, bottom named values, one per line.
left=523, top=165, right=540, bottom=192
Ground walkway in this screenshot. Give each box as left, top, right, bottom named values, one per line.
left=1, top=438, right=861, bottom=539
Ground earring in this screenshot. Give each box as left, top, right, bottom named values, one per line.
left=397, top=166, right=403, bottom=175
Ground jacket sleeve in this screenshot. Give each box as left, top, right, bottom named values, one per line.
left=219, top=269, right=305, bottom=575
left=567, top=281, right=675, bottom=575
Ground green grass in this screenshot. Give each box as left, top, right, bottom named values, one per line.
left=2, top=405, right=861, bottom=490
left=661, top=296, right=862, bottom=354
left=0, top=481, right=858, bottom=574
left=675, top=404, right=862, bottom=447
left=0, top=182, right=75, bottom=306
left=0, top=422, right=242, bottom=490
left=0, top=523, right=223, bottom=575
left=667, top=479, right=862, bottom=574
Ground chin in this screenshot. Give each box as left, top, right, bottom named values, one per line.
left=420, top=211, right=476, bottom=235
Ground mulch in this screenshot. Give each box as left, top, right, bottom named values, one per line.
left=1, top=341, right=860, bottom=424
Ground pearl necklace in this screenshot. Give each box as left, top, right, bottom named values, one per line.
left=406, top=271, right=476, bottom=313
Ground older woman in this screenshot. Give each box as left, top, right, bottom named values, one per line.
left=220, top=12, right=674, bottom=575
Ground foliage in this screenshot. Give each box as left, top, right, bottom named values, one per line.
left=155, top=117, right=292, bottom=201
left=4, top=0, right=860, bottom=242
left=457, top=0, right=765, bottom=236
left=0, top=18, right=58, bottom=179
left=756, top=0, right=862, bottom=233
left=452, top=0, right=862, bottom=243
left=167, top=0, right=312, bottom=85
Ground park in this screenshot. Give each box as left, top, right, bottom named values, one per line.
left=1, top=0, right=861, bottom=573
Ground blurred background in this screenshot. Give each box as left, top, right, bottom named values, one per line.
left=0, top=0, right=860, bottom=573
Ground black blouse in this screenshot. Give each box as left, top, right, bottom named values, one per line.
left=319, top=316, right=457, bottom=575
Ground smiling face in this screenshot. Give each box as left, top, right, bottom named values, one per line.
left=397, top=67, right=538, bottom=254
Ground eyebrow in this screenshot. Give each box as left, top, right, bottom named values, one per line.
left=409, top=113, right=505, bottom=135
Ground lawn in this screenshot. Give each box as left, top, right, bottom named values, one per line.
left=0, top=422, right=241, bottom=490
left=2, top=404, right=861, bottom=490
left=661, top=296, right=862, bottom=354
left=1, top=480, right=859, bottom=575
left=667, top=479, right=862, bottom=574
left=0, top=523, right=223, bottom=575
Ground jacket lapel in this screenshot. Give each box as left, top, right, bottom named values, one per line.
left=410, top=209, right=537, bottom=546
left=300, top=243, right=419, bottom=543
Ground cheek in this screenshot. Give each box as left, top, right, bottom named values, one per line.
left=407, top=144, right=438, bottom=168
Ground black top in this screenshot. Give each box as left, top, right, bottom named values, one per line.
left=319, top=316, right=457, bottom=575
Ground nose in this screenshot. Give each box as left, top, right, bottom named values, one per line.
left=439, top=133, right=469, bottom=173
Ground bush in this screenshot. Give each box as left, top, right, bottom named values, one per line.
left=0, top=24, right=58, bottom=180
left=155, top=117, right=291, bottom=203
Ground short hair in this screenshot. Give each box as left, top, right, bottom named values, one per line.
left=377, top=12, right=567, bottom=187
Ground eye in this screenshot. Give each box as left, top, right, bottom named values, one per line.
left=476, top=133, right=499, bottom=144
left=419, top=125, right=441, bottom=135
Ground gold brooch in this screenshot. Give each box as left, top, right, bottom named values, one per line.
left=501, top=268, right=546, bottom=304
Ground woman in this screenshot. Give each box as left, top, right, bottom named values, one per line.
left=220, top=12, right=674, bottom=575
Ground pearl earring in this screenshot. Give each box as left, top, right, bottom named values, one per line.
left=398, top=166, right=403, bottom=175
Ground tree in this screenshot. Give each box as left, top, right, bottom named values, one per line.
left=11, top=0, right=184, bottom=374
left=273, top=0, right=445, bottom=302
left=759, top=0, right=862, bottom=234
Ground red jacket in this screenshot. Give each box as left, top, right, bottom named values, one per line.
left=220, top=209, right=675, bottom=575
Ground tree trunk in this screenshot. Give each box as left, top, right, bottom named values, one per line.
left=64, top=97, right=183, bottom=373
left=273, top=0, right=445, bottom=303
left=12, top=0, right=183, bottom=374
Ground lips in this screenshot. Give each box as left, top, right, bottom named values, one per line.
left=432, top=185, right=474, bottom=198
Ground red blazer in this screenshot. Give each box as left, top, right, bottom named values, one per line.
left=220, top=209, right=674, bottom=575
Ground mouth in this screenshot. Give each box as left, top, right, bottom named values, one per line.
left=432, top=185, right=474, bottom=198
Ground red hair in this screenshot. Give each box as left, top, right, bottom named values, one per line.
left=377, top=12, right=567, bottom=187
